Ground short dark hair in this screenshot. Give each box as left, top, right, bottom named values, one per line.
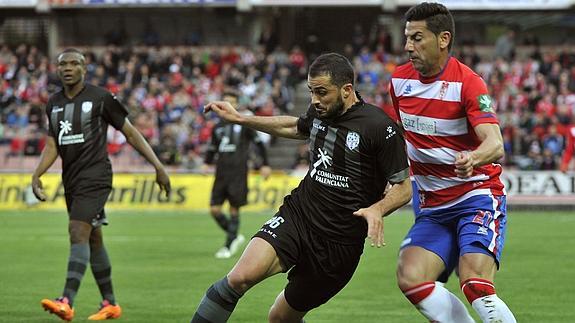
left=60, top=48, right=84, bottom=55
left=309, top=53, right=355, bottom=88
left=405, top=2, right=455, bottom=51
left=222, top=89, right=240, bottom=100
left=58, top=48, right=86, bottom=63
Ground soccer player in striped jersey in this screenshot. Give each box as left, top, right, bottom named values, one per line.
left=391, top=3, right=517, bottom=322
left=32, top=49, right=171, bottom=321
left=191, top=53, right=412, bottom=323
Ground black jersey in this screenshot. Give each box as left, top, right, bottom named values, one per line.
left=285, top=99, right=409, bottom=244
left=205, top=122, right=268, bottom=179
left=45, top=84, right=128, bottom=190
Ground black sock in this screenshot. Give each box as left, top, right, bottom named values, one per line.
left=63, top=243, right=90, bottom=306
left=225, top=216, right=239, bottom=248
left=191, top=277, right=242, bottom=323
left=90, top=246, right=116, bottom=305
left=213, top=213, right=229, bottom=232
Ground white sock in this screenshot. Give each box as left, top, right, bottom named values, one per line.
left=408, top=282, right=475, bottom=323
left=471, top=295, right=517, bottom=323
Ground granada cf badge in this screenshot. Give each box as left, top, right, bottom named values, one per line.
left=477, top=94, right=494, bottom=113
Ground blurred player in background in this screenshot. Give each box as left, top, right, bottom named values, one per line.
left=391, top=2, right=516, bottom=322
left=191, top=53, right=412, bottom=323
left=202, top=90, right=271, bottom=259
left=32, top=48, right=171, bottom=321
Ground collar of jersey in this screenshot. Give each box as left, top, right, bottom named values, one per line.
left=418, top=56, right=452, bottom=84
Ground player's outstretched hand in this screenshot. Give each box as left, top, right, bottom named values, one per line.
left=455, top=151, right=474, bottom=178
left=204, top=101, right=242, bottom=124
left=155, top=167, right=171, bottom=198
left=31, top=176, right=47, bottom=201
left=354, top=207, right=385, bottom=248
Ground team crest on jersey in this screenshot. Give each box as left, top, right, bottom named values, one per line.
left=439, top=81, right=449, bottom=100
left=403, top=83, right=412, bottom=95
left=477, top=95, right=494, bottom=113
left=82, top=101, right=93, bottom=113
left=346, top=131, right=360, bottom=150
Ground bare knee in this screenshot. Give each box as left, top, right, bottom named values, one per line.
left=397, top=247, right=446, bottom=291
left=226, top=271, right=257, bottom=295
left=89, top=227, right=104, bottom=250
left=210, top=206, right=222, bottom=217
left=268, top=305, right=286, bottom=323
left=458, top=253, right=497, bottom=282
left=397, top=261, right=425, bottom=291
left=68, top=221, right=92, bottom=244
left=268, top=298, right=305, bottom=323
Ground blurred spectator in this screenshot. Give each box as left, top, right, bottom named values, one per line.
left=259, top=22, right=279, bottom=55
left=292, top=142, right=310, bottom=171
left=351, top=23, right=366, bottom=55
left=540, top=148, right=556, bottom=170
left=494, top=29, right=516, bottom=61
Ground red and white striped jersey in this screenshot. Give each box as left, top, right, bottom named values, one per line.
left=561, top=125, right=575, bottom=171
left=390, top=57, right=505, bottom=209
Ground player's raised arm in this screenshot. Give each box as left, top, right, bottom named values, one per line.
left=120, top=118, right=171, bottom=197
left=204, top=101, right=306, bottom=140
left=31, top=136, right=59, bottom=201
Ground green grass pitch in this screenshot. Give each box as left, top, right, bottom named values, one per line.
left=0, top=209, right=573, bottom=322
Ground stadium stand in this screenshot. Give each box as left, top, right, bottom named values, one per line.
left=0, top=44, right=305, bottom=171
left=4, top=41, right=573, bottom=172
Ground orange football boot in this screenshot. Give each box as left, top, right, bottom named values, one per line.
left=41, top=297, right=75, bottom=321
left=87, top=300, right=122, bottom=320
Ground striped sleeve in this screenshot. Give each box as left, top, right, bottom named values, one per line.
left=462, top=74, right=499, bottom=127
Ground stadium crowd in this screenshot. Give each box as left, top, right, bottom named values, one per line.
left=1, top=39, right=574, bottom=171
left=0, top=44, right=305, bottom=170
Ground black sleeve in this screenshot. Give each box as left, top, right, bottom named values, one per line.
left=204, top=126, right=219, bottom=165
left=102, top=92, right=129, bottom=130
left=375, top=119, right=410, bottom=184
left=45, top=100, right=55, bottom=138
left=296, top=105, right=315, bottom=138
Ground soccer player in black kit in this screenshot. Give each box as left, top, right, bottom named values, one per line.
left=31, top=49, right=171, bottom=321
left=191, top=53, right=412, bottom=323
left=203, top=91, right=271, bottom=259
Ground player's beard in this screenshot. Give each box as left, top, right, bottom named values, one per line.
left=319, top=96, right=345, bottom=120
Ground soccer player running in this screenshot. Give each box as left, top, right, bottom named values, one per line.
left=202, top=90, right=271, bottom=259
left=32, top=48, right=171, bottom=321
left=191, top=53, right=412, bottom=323
left=391, top=3, right=516, bottom=322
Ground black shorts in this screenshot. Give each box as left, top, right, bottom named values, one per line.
left=65, top=185, right=111, bottom=227
left=210, top=175, right=248, bottom=207
left=253, top=208, right=364, bottom=312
